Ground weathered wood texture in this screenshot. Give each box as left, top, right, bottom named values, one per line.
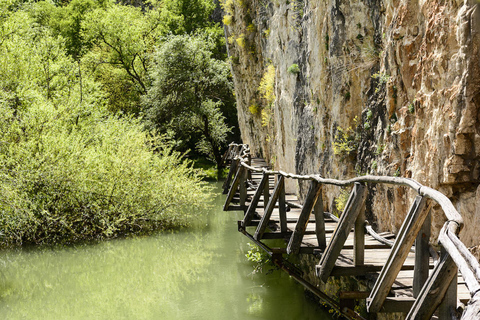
left=406, top=252, right=458, bottom=319
left=367, top=196, right=427, bottom=313
left=287, top=180, right=322, bottom=254
left=242, top=173, right=269, bottom=227
left=254, top=175, right=285, bottom=241
left=316, top=183, right=367, bottom=282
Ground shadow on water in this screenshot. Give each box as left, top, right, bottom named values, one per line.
left=0, top=182, right=333, bottom=319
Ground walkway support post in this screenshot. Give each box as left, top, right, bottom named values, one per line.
left=367, top=196, right=427, bottom=313
left=316, top=183, right=367, bottom=282
left=287, top=180, right=322, bottom=254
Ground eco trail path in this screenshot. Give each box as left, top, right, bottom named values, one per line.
left=221, top=143, right=480, bottom=320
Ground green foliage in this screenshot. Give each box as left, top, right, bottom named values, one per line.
left=287, top=63, right=300, bottom=74
left=366, top=109, right=373, bottom=120
left=223, top=14, right=233, bottom=25
left=364, top=121, right=371, bottom=130
left=258, top=64, right=276, bottom=107
left=372, top=72, right=390, bottom=93
left=334, top=189, right=350, bottom=215
left=408, top=103, right=415, bottom=114
left=245, top=243, right=274, bottom=274
left=333, top=118, right=359, bottom=157
left=142, top=34, right=235, bottom=166
left=249, top=104, right=260, bottom=115
left=0, top=4, right=211, bottom=247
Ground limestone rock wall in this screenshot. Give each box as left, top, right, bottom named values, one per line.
left=224, top=0, right=480, bottom=246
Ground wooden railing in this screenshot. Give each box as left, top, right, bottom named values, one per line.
left=222, top=143, right=480, bottom=319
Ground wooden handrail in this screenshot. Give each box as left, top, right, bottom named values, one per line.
left=223, top=143, right=480, bottom=318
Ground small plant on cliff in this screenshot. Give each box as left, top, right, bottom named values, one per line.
left=287, top=63, right=300, bottom=74
left=332, top=117, right=359, bottom=158
left=223, top=15, right=233, bottom=25
left=335, top=188, right=351, bottom=215
left=249, top=104, right=260, bottom=115
left=408, top=102, right=415, bottom=114
left=372, top=72, right=390, bottom=93
left=259, top=64, right=276, bottom=106
left=236, top=34, right=246, bottom=48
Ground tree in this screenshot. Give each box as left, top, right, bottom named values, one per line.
left=142, top=34, right=234, bottom=168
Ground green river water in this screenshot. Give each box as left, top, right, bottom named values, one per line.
left=0, top=182, right=332, bottom=319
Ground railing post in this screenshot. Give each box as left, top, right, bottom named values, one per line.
left=254, top=175, right=285, bottom=241
left=263, top=173, right=270, bottom=206
left=413, top=213, right=431, bottom=297
left=223, top=164, right=245, bottom=211
left=406, top=250, right=458, bottom=320
left=222, top=159, right=238, bottom=194
left=367, top=196, right=427, bottom=313
left=239, top=165, right=248, bottom=211
left=316, top=183, right=367, bottom=282
left=278, top=179, right=287, bottom=233
left=354, top=202, right=366, bottom=266
left=314, top=186, right=326, bottom=250
left=242, top=173, right=269, bottom=227
left=287, top=180, right=322, bottom=255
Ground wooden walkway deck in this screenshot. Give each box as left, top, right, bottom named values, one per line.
left=222, top=148, right=480, bottom=320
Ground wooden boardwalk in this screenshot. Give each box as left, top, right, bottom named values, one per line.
left=222, top=145, right=480, bottom=320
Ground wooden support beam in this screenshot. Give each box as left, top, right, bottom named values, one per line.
left=222, top=159, right=238, bottom=194
left=239, top=165, right=248, bottom=211
left=367, top=196, right=427, bottom=313
left=438, top=264, right=457, bottom=319
left=314, top=187, right=327, bottom=250
left=330, top=264, right=416, bottom=277
left=287, top=180, right=322, bottom=254
left=316, top=183, right=367, bottom=282
left=278, top=178, right=287, bottom=233
left=354, top=205, right=366, bottom=266
left=254, top=175, right=285, bottom=241
left=223, top=165, right=245, bottom=211
left=406, top=252, right=458, bottom=320
left=263, top=173, right=270, bottom=207
left=413, top=213, right=431, bottom=297
left=242, top=173, right=268, bottom=227
left=382, top=297, right=415, bottom=313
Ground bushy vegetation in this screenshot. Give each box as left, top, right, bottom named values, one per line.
left=0, top=0, right=235, bottom=246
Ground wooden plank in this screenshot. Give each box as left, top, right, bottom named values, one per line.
left=287, top=180, right=322, bottom=254
left=367, top=196, right=427, bottom=313
left=254, top=175, right=285, bottom=240
left=223, top=164, right=245, bottom=211
left=242, top=173, right=268, bottom=227
left=314, top=187, right=327, bottom=250
left=406, top=252, right=458, bottom=320
left=316, top=183, right=367, bottom=282
left=382, top=297, right=415, bottom=313
left=331, top=264, right=413, bottom=277
left=414, top=213, right=431, bottom=297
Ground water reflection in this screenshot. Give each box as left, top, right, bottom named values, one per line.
left=0, top=182, right=331, bottom=319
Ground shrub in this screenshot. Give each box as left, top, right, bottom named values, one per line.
left=223, top=15, right=233, bottom=25
left=0, top=102, right=210, bottom=246
left=287, top=63, right=300, bottom=74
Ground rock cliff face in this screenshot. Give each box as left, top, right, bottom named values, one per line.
left=223, top=0, right=480, bottom=246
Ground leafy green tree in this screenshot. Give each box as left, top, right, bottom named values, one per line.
left=143, top=34, right=234, bottom=168
left=0, top=5, right=210, bottom=247
left=81, top=3, right=163, bottom=113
